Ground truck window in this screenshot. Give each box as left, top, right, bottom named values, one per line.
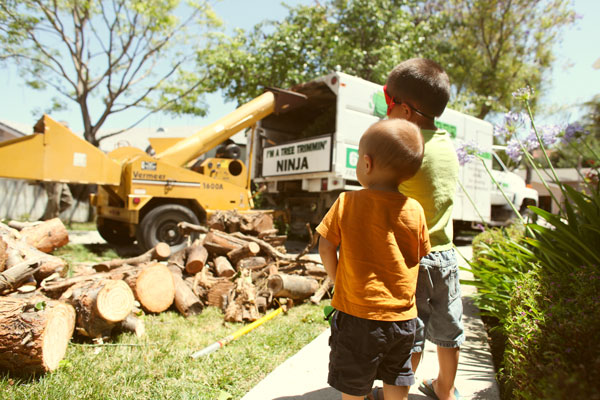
left=492, top=152, right=506, bottom=171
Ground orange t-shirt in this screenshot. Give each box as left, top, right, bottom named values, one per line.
left=316, top=189, right=430, bottom=321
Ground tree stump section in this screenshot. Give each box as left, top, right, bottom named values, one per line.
left=125, top=263, right=175, bottom=313
left=62, top=279, right=134, bottom=338
left=267, top=273, right=319, bottom=300
left=0, top=296, right=75, bottom=373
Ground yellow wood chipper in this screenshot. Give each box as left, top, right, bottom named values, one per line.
left=0, top=89, right=306, bottom=252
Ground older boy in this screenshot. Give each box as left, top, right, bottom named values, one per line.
left=383, top=58, right=463, bottom=400
left=317, top=119, right=431, bottom=400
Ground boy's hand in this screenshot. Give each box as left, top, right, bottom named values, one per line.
left=318, top=235, right=338, bottom=281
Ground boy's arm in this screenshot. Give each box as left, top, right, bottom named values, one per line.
left=318, top=235, right=338, bottom=281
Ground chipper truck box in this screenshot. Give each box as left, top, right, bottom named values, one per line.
left=248, top=72, right=538, bottom=234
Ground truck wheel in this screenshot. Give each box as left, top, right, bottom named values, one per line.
left=136, top=204, right=199, bottom=253
left=97, top=218, right=135, bottom=245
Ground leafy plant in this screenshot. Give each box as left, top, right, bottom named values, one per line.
left=502, top=266, right=600, bottom=400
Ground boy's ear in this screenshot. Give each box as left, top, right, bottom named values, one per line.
left=363, top=154, right=373, bottom=173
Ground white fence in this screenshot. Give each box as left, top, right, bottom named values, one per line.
left=0, top=178, right=92, bottom=223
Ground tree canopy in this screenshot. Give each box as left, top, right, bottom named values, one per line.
left=200, top=0, right=576, bottom=120
left=203, top=0, right=442, bottom=104
left=0, top=0, right=221, bottom=146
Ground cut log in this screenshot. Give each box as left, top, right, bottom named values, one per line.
left=230, top=232, right=293, bottom=261
left=263, top=235, right=287, bottom=247
left=116, top=313, right=145, bottom=337
left=124, top=263, right=175, bottom=313
left=94, top=242, right=171, bottom=272
left=227, top=242, right=260, bottom=265
left=214, top=256, right=236, bottom=278
left=185, top=240, right=208, bottom=274
left=257, top=229, right=279, bottom=239
left=19, top=218, right=69, bottom=253
left=267, top=273, right=319, bottom=300
left=0, top=257, right=45, bottom=293
left=7, top=220, right=43, bottom=231
left=202, top=231, right=246, bottom=255
left=310, top=277, right=333, bottom=304
left=62, top=279, right=134, bottom=338
left=0, top=223, right=67, bottom=281
left=0, top=236, right=7, bottom=273
left=169, top=267, right=203, bottom=317
left=240, top=212, right=274, bottom=235
left=0, top=296, right=75, bottom=374
left=237, top=256, right=267, bottom=271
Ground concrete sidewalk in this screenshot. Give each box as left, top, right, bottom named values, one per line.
left=242, top=246, right=500, bottom=400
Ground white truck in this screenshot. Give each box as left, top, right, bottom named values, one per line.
left=248, top=72, right=537, bottom=233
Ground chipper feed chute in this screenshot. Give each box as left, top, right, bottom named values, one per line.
left=0, top=115, right=121, bottom=185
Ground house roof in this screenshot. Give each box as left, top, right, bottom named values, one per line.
left=0, top=120, right=28, bottom=138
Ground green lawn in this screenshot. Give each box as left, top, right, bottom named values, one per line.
left=0, top=302, right=330, bottom=400
left=1, top=240, right=330, bottom=399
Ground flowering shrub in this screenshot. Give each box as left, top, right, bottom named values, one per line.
left=463, top=87, right=599, bottom=398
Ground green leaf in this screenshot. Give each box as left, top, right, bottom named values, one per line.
left=34, top=301, right=46, bottom=311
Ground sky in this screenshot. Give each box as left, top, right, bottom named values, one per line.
left=1, top=0, right=599, bottom=140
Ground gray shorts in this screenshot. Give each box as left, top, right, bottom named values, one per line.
left=413, top=248, right=465, bottom=352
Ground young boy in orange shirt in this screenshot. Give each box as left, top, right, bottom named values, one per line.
left=317, top=119, right=431, bottom=400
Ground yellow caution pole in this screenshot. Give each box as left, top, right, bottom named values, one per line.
left=190, top=306, right=285, bottom=359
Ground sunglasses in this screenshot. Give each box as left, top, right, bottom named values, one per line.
left=383, top=85, right=435, bottom=120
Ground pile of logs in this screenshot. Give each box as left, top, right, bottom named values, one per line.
left=0, top=211, right=332, bottom=375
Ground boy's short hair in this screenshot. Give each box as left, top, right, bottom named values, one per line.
left=386, top=58, right=450, bottom=118
left=360, top=119, right=424, bottom=182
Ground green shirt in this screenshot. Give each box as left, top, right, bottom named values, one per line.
left=398, top=129, right=458, bottom=251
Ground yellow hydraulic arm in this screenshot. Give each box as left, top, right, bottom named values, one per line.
left=156, top=89, right=306, bottom=167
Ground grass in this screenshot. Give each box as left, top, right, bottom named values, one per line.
left=0, top=303, right=330, bottom=400
left=1, top=236, right=330, bottom=399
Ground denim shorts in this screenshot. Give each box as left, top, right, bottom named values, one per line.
left=412, top=248, right=465, bottom=352
left=328, top=311, right=416, bottom=396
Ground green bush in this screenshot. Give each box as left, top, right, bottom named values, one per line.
left=502, top=266, right=600, bottom=400
left=465, top=223, right=535, bottom=324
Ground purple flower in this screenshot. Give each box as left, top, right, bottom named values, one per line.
left=512, top=86, right=535, bottom=101
left=506, top=138, right=523, bottom=162
left=539, top=125, right=560, bottom=147
left=455, top=140, right=482, bottom=166
left=562, top=122, right=590, bottom=144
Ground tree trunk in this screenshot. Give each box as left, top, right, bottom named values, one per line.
left=185, top=240, right=208, bottom=274
left=214, top=256, right=235, bottom=278
left=0, top=296, right=75, bottom=373
left=267, top=273, right=319, bottom=300
left=202, top=231, right=246, bottom=255
left=18, top=218, right=69, bottom=253
left=124, top=263, right=175, bottom=313
left=61, top=279, right=134, bottom=338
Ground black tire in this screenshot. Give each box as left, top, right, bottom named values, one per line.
left=97, top=217, right=135, bottom=245
left=136, top=204, right=200, bottom=252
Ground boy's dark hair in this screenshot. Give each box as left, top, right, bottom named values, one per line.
left=386, top=58, right=450, bottom=118
left=360, top=119, right=424, bottom=182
